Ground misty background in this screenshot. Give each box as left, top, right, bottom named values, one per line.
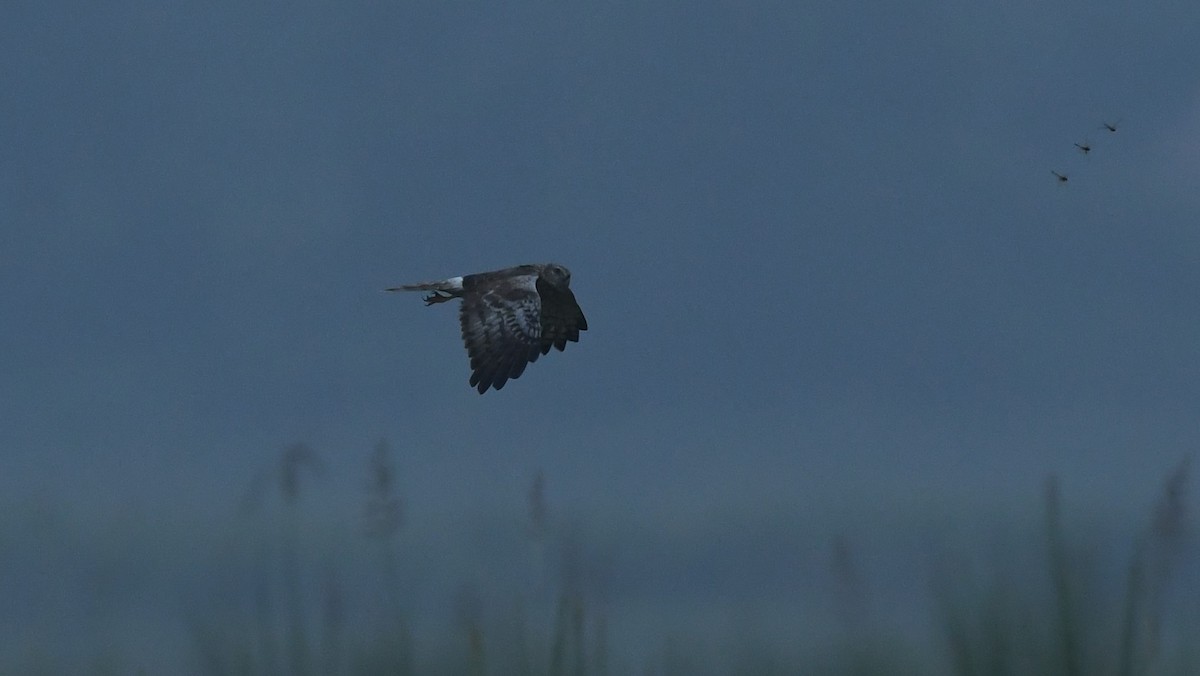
left=3, top=1, right=1200, bottom=673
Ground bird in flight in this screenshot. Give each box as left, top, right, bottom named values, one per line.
left=1101, top=120, right=1121, bottom=133
left=1051, top=170, right=1069, bottom=183
left=1074, top=141, right=1091, bottom=154
left=388, top=263, right=587, bottom=394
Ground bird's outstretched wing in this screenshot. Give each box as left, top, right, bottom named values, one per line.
left=536, top=276, right=588, bottom=354
left=458, top=274, right=543, bottom=394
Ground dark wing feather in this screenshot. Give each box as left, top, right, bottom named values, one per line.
left=459, top=275, right=543, bottom=394
left=535, top=276, right=588, bottom=355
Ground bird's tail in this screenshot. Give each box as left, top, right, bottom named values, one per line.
left=385, top=276, right=465, bottom=305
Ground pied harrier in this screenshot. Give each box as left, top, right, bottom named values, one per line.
left=388, top=263, right=587, bottom=394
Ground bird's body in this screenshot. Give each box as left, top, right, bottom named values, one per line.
left=388, top=263, right=587, bottom=393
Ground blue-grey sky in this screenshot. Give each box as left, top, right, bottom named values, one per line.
left=5, top=0, right=1200, bottom=510
left=3, top=0, right=1200, bottom=666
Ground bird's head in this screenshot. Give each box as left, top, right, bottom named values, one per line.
left=541, top=263, right=572, bottom=288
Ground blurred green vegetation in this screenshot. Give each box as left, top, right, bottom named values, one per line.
left=2, top=446, right=1193, bottom=675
